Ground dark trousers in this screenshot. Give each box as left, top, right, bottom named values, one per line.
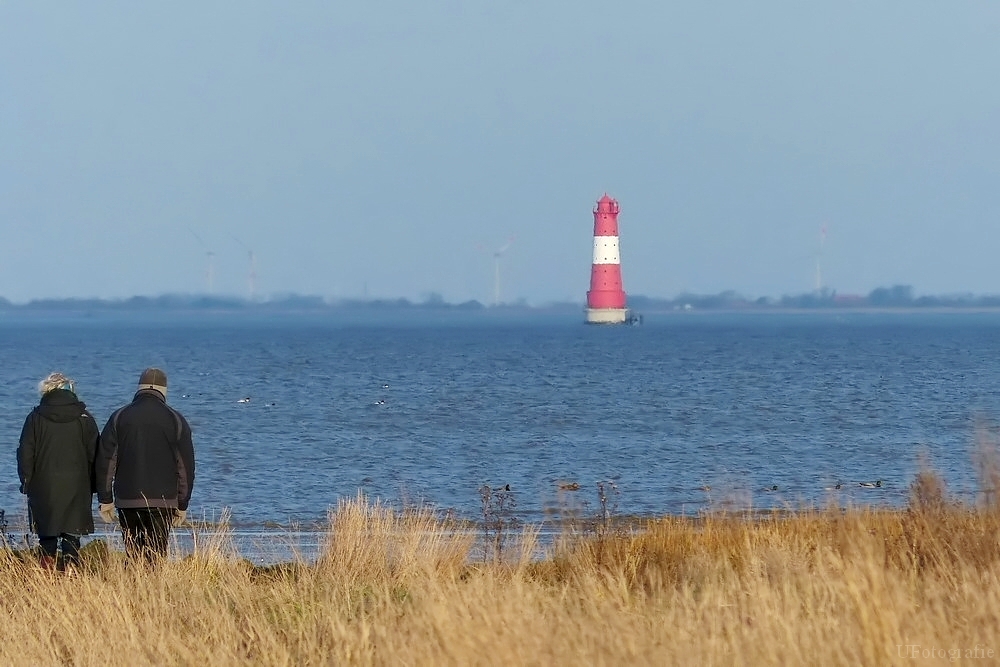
left=38, top=534, right=81, bottom=568
left=118, top=508, right=172, bottom=563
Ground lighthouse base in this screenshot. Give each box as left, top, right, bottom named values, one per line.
left=585, top=308, right=629, bottom=324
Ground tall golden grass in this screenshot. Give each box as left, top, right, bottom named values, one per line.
left=1, top=477, right=999, bottom=665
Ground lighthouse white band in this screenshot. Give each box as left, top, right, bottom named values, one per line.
left=592, top=236, right=620, bottom=264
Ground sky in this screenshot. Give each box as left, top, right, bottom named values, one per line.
left=2, top=2, right=999, bottom=304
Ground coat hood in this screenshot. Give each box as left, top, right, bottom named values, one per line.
left=35, top=388, right=88, bottom=423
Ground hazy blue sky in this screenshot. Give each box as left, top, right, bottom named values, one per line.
left=2, top=2, right=998, bottom=304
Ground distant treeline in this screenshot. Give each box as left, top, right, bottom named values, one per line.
left=2, top=286, right=1000, bottom=312
left=631, top=285, right=1000, bottom=311
left=0, top=293, right=489, bottom=312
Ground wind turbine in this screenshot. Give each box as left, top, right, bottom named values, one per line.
left=188, top=228, right=216, bottom=294
left=815, top=224, right=827, bottom=293
left=233, top=236, right=257, bottom=301
left=479, top=236, right=515, bottom=307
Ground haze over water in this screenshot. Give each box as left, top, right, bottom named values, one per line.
left=3, top=312, right=997, bottom=540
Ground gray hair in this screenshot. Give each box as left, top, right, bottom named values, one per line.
left=38, top=372, right=75, bottom=396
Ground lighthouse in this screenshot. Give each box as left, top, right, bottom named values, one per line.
left=585, top=194, right=630, bottom=324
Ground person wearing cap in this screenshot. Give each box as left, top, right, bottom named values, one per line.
left=95, top=368, right=195, bottom=563
left=17, top=372, right=100, bottom=570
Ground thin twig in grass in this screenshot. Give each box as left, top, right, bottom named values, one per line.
left=479, top=484, right=519, bottom=563
left=974, top=417, right=1000, bottom=509
left=596, top=480, right=620, bottom=531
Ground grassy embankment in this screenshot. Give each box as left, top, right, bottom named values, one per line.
left=1, top=469, right=999, bottom=665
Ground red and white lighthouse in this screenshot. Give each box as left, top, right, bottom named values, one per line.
left=586, top=194, right=629, bottom=324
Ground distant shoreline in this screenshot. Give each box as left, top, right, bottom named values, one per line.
left=3, top=303, right=1000, bottom=317
left=3, top=289, right=1000, bottom=317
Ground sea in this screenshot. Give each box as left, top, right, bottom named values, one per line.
left=2, top=309, right=999, bottom=560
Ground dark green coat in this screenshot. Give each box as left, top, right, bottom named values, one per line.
left=17, top=389, right=99, bottom=536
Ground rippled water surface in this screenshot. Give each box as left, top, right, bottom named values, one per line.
left=3, top=311, right=1000, bottom=533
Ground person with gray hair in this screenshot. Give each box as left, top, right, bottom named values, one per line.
left=17, top=372, right=100, bottom=570
left=96, top=368, right=195, bottom=563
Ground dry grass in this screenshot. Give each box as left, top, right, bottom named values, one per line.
left=1, top=486, right=1000, bottom=666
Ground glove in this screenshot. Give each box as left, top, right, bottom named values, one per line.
left=99, top=503, right=116, bottom=524
left=172, top=509, right=187, bottom=527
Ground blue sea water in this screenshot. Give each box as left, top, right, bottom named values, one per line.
left=2, top=310, right=999, bottom=539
